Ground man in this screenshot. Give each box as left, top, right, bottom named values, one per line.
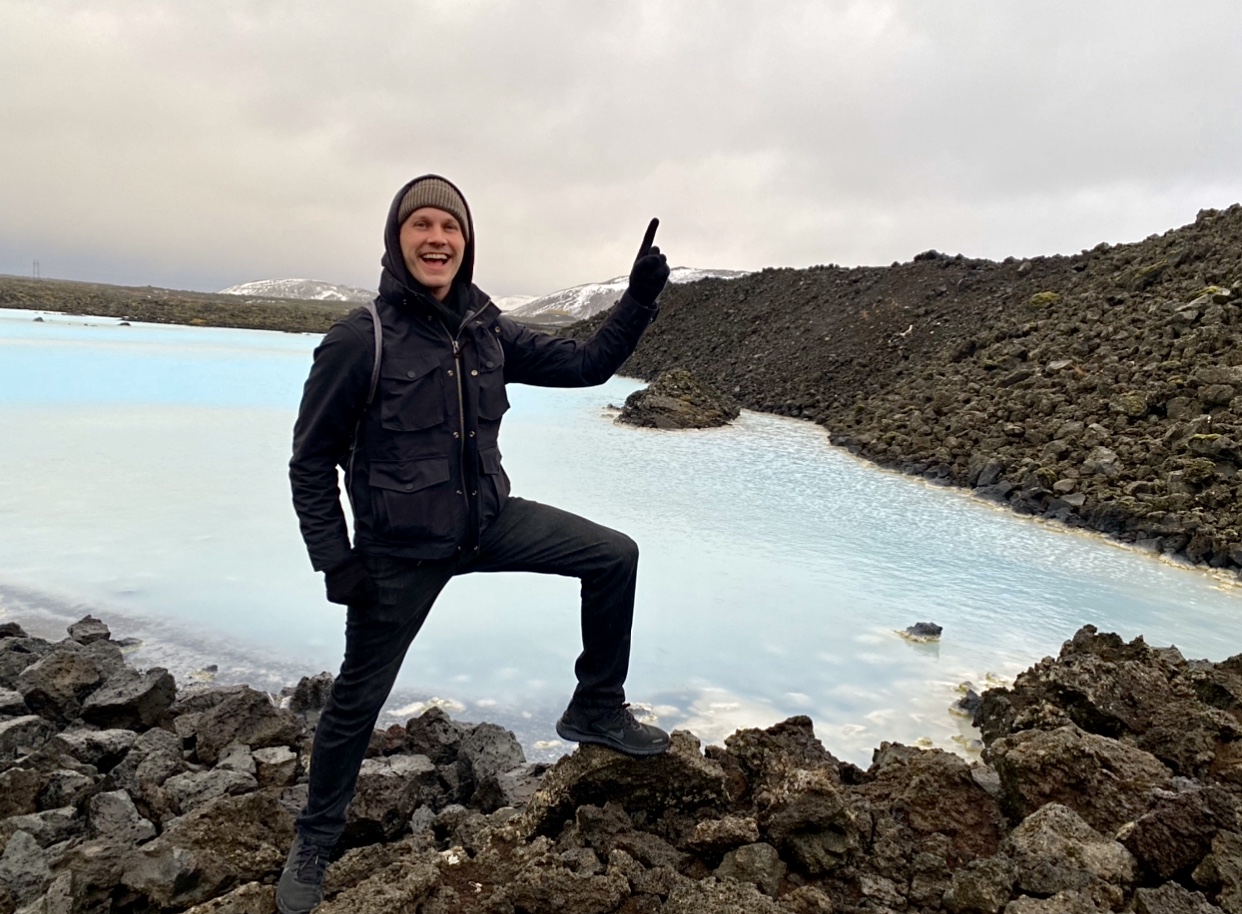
left=278, top=175, right=670, bottom=913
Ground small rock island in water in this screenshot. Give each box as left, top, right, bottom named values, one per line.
left=1, top=616, right=1239, bottom=912
left=617, top=368, right=741, bottom=430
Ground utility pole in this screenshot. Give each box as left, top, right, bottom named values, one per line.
left=32, top=260, right=40, bottom=279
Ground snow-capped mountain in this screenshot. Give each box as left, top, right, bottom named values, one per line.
left=219, top=279, right=375, bottom=303
left=490, top=295, right=536, bottom=312
left=506, top=267, right=748, bottom=322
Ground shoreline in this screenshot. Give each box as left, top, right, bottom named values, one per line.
left=567, top=205, right=1242, bottom=586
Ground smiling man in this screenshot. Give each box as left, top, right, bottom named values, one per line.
left=280, top=175, right=670, bottom=913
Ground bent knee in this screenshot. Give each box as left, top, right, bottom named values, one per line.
left=605, top=531, right=639, bottom=568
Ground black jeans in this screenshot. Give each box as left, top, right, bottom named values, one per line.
left=295, top=496, right=638, bottom=846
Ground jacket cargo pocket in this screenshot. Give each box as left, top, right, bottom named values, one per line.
left=478, top=446, right=510, bottom=526
left=369, top=458, right=456, bottom=539
left=477, top=361, right=509, bottom=421
left=380, top=357, right=447, bottom=432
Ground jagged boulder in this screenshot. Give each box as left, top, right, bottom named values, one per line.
left=662, top=877, right=786, bottom=913
left=165, top=769, right=259, bottom=815
left=402, top=706, right=466, bottom=765
left=180, top=881, right=276, bottom=913
left=316, top=853, right=441, bottom=914
left=1003, top=889, right=1104, bottom=914
left=683, top=814, right=760, bottom=856
left=80, top=667, right=176, bottom=730
left=519, top=731, right=728, bottom=838
left=975, top=627, right=1241, bottom=780
left=0, top=687, right=29, bottom=716
left=1192, top=830, right=1242, bottom=914
left=1134, top=883, right=1221, bottom=914
left=1005, top=804, right=1136, bottom=900
left=617, top=368, right=741, bottom=429
left=988, top=723, right=1171, bottom=833
left=714, top=841, right=785, bottom=896
left=496, top=860, right=631, bottom=914
left=86, top=790, right=156, bottom=844
left=755, top=764, right=861, bottom=875
left=0, top=716, right=56, bottom=761
left=193, top=686, right=302, bottom=765
left=722, top=715, right=843, bottom=797
left=0, top=808, right=81, bottom=850
left=862, top=741, right=1005, bottom=863
left=252, top=746, right=299, bottom=788
left=944, top=855, right=1020, bottom=914
left=66, top=616, right=110, bottom=645
left=0, top=830, right=53, bottom=907
left=286, top=671, right=333, bottom=728
left=0, top=638, right=53, bottom=690
left=119, top=789, right=295, bottom=910
left=108, top=726, right=185, bottom=799
left=344, top=754, right=438, bottom=845
left=15, top=650, right=104, bottom=722
left=46, top=727, right=136, bottom=771
left=1120, top=785, right=1237, bottom=882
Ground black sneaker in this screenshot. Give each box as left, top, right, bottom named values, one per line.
left=555, top=703, right=670, bottom=756
left=276, top=833, right=331, bottom=914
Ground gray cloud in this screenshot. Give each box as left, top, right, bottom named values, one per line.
left=2, top=0, right=1240, bottom=296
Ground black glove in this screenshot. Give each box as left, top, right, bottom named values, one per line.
left=324, top=554, right=379, bottom=607
left=626, top=218, right=669, bottom=307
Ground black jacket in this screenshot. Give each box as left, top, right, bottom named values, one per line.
left=289, top=176, right=658, bottom=571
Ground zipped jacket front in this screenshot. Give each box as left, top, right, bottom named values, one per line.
left=289, top=176, right=658, bottom=572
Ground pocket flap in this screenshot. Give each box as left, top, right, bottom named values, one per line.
left=369, top=458, right=451, bottom=493
left=381, top=356, right=441, bottom=382
left=479, top=447, right=503, bottom=475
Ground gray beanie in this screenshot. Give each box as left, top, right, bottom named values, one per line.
left=397, top=178, right=470, bottom=241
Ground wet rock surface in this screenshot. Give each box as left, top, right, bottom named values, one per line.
left=617, top=367, right=741, bottom=429
left=1, top=616, right=1239, bottom=912
left=569, top=205, right=1242, bottom=575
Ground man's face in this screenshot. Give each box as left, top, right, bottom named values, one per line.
left=400, top=206, right=466, bottom=301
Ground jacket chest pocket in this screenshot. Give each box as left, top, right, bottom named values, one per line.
left=476, top=336, right=509, bottom=421
left=369, top=458, right=456, bottom=540
left=380, top=357, right=448, bottom=432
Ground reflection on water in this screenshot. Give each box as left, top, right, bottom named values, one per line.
left=2, top=308, right=1241, bottom=765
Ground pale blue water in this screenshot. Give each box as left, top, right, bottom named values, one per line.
left=2, top=307, right=1240, bottom=765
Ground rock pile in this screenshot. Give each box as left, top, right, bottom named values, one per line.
left=0, top=617, right=542, bottom=913
left=2, top=617, right=1240, bottom=913
left=572, top=204, right=1242, bottom=575
left=617, top=369, right=741, bottom=429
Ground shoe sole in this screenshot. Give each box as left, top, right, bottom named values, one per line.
left=555, top=720, right=670, bottom=757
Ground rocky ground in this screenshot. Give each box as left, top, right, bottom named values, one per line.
left=0, top=277, right=350, bottom=334
left=1, top=616, right=1240, bottom=913
left=570, top=204, right=1242, bottom=575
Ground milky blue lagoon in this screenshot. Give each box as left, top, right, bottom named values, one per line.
left=2, top=307, right=1240, bottom=764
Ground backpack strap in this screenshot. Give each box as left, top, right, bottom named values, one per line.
left=347, top=301, right=383, bottom=496
left=364, top=299, right=383, bottom=405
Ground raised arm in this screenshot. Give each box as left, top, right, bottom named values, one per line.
left=501, top=219, right=669, bottom=387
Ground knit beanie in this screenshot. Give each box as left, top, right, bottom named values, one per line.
left=397, top=178, right=470, bottom=241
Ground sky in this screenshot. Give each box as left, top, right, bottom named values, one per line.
left=2, top=1, right=1241, bottom=298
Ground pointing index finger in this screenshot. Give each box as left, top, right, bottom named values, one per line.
left=637, top=218, right=659, bottom=258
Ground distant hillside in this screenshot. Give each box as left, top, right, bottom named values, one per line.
left=508, top=267, right=748, bottom=325
left=219, top=278, right=374, bottom=303
left=0, top=275, right=351, bottom=333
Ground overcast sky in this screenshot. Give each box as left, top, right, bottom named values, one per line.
left=2, top=1, right=1240, bottom=297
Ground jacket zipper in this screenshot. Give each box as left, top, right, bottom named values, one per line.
left=439, top=321, right=471, bottom=523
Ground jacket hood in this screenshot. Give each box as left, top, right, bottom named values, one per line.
left=378, top=174, right=476, bottom=307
